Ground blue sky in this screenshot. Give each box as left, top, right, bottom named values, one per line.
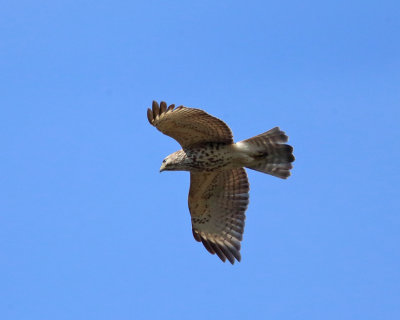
left=1, top=1, right=399, bottom=319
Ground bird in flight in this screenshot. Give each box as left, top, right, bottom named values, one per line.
left=147, top=101, right=294, bottom=264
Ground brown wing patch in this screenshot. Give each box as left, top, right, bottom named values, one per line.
left=189, top=168, right=250, bottom=264
left=147, top=101, right=233, bottom=148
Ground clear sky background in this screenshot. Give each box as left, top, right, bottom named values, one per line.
left=1, top=1, right=399, bottom=319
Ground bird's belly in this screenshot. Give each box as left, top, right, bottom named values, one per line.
left=186, top=144, right=242, bottom=172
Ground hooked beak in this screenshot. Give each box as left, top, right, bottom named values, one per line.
left=160, top=163, right=166, bottom=172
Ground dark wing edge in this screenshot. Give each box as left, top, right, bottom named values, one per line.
left=147, top=101, right=176, bottom=125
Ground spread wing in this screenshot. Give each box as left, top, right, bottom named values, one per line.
left=147, top=101, right=233, bottom=148
left=189, top=168, right=250, bottom=264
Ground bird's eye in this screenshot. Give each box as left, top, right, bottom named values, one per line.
left=163, top=159, right=166, bottom=163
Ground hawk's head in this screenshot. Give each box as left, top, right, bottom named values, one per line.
left=159, top=150, right=188, bottom=172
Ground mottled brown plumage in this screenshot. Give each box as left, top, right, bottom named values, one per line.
left=147, top=101, right=295, bottom=264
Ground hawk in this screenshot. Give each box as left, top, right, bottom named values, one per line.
left=147, top=101, right=294, bottom=264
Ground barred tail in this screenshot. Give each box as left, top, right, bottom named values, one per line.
left=238, top=127, right=295, bottom=179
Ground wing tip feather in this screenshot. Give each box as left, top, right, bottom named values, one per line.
left=192, top=228, right=201, bottom=242
left=208, top=241, right=227, bottom=263
left=152, top=101, right=160, bottom=119
left=148, top=101, right=177, bottom=125
left=193, top=229, right=241, bottom=265
left=160, top=101, right=167, bottom=113
left=147, top=108, right=154, bottom=124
